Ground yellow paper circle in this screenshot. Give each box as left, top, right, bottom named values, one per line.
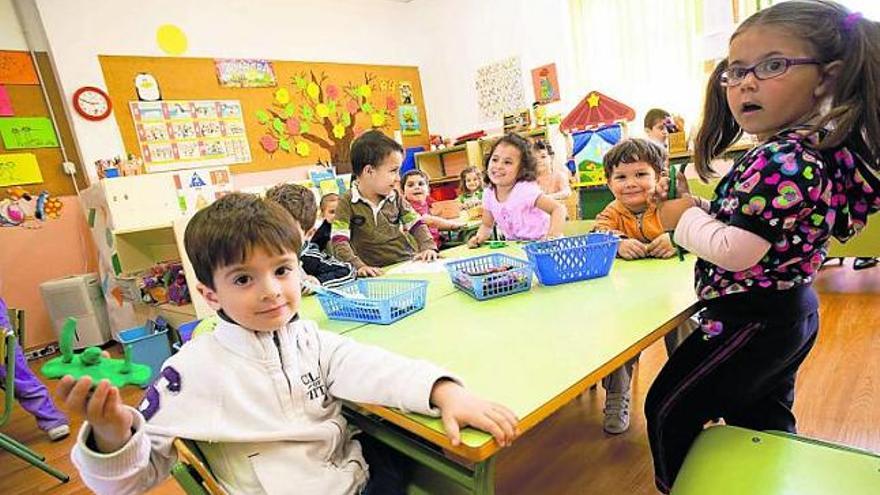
left=371, top=113, right=385, bottom=127
left=295, top=142, right=311, bottom=156
left=333, top=123, right=345, bottom=139
left=316, top=103, right=330, bottom=118
left=274, top=88, right=290, bottom=105
left=157, top=25, right=188, bottom=55
left=306, top=82, right=320, bottom=100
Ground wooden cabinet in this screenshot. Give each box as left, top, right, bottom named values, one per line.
left=414, top=141, right=482, bottom=183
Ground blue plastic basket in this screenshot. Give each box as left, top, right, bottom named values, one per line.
left=316, top=279, right=428, bottom=325
left=523, top=232, right=620, bottom=285
left=445, top=253, right=534, bottom=301
left=117, top=325, right=171, bottom=382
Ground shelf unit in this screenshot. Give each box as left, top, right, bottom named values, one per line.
left=414, top=141, right=482, bottom=183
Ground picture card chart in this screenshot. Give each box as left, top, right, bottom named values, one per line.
left=130, top=100, right=251, bottom=172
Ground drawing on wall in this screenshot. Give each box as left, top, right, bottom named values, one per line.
left=0, top=117, right=59, bottom=149
left=531, top=63, right=560, bottom=104
left=475, top=56, right=526, bottom=121
left=215, top=59, right=277, bottom=88
left=129, top=99, right=251, bottom=173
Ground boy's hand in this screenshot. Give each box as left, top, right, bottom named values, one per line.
left=430, top=380, right=518, bottom=447
left=648, top=233, right=676, bottom=259
left=357, top=266, right=383, bottom=277
left=57, top=375, right=133, bottom=453
left=302, top=275, right=321, bottom=295
left=617, top=238, right=648, bottom=260
left=652, top=167, right=690, bottom=203
left=414, top=249, right=439, bottom=262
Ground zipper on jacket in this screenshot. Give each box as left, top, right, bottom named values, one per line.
left=636, top=211, right=649, bottom=242
left=273, top=331, right=293, bottom=395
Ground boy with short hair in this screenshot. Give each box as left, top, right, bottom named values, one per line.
left=644, top=108, right=672, bottom=149
left=313, top=192, right=339, bottom=252
left=266, top=183, right=355, bottom=289
left=61, top=193, right=518, bottom=494
left=593, top=138, right=690, bottom=434
left=331, top=131, right=438, bottom=277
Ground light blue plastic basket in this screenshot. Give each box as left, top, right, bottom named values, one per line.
left=316, top=279, right=428, bottom=325
left=445, top=253, right=534, bottom=301
left=523, top=232, right=619, bottom=285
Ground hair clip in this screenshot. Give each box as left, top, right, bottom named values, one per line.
left=843, top=11, right=862, bottom=31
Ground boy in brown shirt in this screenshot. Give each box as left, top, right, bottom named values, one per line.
left=331, top=131, right=438, bottom=276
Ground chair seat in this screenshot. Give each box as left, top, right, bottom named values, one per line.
left=671, top=425, right=880, bottom=495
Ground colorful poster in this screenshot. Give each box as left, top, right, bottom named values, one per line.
left=0, top=51, right=39, bottom=85
left=0, top=117, right=59, bottom=149
left=399, top=81, right=414, bottom=105
left=0, top=152, right=43, bottom=186
left=130, top=99, right=252, bottom=173
left=475, top=56, right=526, bottom=121
left=215, top=59, right=277, bottom=88
left=398, top=105, right=421, bottom=136
left=171, top=166, right=234, bottom=215
left=531, top=63, right=560, bottom=104
left=0, top=85, right=13, bottom=116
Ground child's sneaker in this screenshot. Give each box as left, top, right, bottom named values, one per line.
left=603, top=392, right=631, bottom=434
left=47, top=424, right=70, bottom=441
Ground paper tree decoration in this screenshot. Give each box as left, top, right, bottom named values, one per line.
left=560, top=91, right=635, bottom=133
left=572, top=124, right=623, bottom=187
left=256, top=71, right=396, bottom=173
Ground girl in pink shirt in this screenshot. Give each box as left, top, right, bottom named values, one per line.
left=468, top=133, right=565, bottom=245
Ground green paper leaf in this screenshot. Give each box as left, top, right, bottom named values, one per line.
left=279, top=138, right=291, bottom=152
left=273, top=118, right=284, bottom=133
left=300, top=121, right=311, bottom=133
left=283, top=103, right=295, bottom=118
left=256, top=110, right=270, bottom=124
left=361, top=103, right=373, bottom=113
left=342, top=112, right=352, bottom=127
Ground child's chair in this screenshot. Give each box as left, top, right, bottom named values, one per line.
left=671, top=425, right=880, bottom=494
left=171, top=438, right=226, bottom=494
left=0, top=308, right=70, bottom=483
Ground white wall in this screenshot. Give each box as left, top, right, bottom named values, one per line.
left=415, top=0, right=579, bottom=139
left=0, top=0, right=27, bottom=49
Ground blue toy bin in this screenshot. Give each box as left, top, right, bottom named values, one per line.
left=117, top=325, right=171, bottom=381
left=445, top=253, right=534, bottom=301
left=523, top=232, right=620, bottom=286
left=316, top=279, right=428, bottom=325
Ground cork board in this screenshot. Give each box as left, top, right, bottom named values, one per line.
left=99, top=55, right=431, bottom=175
left=0, top=51, right=85, bottom=196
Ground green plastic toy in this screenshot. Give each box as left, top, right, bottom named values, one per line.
left=487, top=240, right=508, bottom=249
left=41, top=317, right=153, bottom=388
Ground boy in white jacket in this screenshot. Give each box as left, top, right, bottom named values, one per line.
left=58, top=192, right=518, bottom=494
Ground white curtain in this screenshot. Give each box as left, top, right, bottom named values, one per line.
left=568, top=0, right=706, bottom=135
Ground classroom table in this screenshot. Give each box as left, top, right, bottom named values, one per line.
left=341, top=244, right=699, bottom=494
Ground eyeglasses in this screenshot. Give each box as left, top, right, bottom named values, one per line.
left=719, top=57, right=821, bottom=87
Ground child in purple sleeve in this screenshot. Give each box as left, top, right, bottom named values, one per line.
left=0, top=290, right=69, bottom=440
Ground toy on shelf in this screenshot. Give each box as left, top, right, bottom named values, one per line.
left=41, top=317, right=152, bottom=388
left=139, top=261, right=190, bottom=305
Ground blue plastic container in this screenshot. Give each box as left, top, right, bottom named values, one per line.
left=117, top=325, right=171, bottom=381
left=445, top=253, right=534, bottom=301
left=523, top=232, right=620, bottom=286
left=316, top=279, right=428, bottom=325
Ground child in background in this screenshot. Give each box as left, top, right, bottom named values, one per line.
left=402, top=169, right=466, bottom=247
left=644, top=108, right=672, bottom=149
left=0, top=280, right=69, bottom=441
left=592, top=138, right=693, bottom=434
left=468, top=133, right=565, bottom=246
left=62, top=193, right=519, bottom=495
left=312, top=192, right=338, bottom=252
left=533, top=139, right=571, bottom=201
left=266, top=184, right=356, bottom=289
left=332, top=131, right=438, bottom=277
left=457, top=167, right=483, bottom=211
left=646, top=2, right=880, bottom=491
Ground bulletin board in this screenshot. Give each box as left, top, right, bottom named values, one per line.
left=0, top=51, right=85, bottom=196
left=99, top=55, right=431, bottom=175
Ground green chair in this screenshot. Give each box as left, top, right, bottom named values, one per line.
left=0, top=308, right=69, bottom=483
left=671, top=425, right=880, bottom=495
left=171, top=438, right=226, bottom=494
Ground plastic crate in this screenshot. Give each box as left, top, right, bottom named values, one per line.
left=445, top=253, right=534, bottom=300
left=117, top=325, right=171, bottom=382
left=523, top=232, right=620, bottom=286
left=316, top=279, right=428, bottom=325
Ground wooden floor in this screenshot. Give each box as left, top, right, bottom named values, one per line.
left=2, top=261, right=879, bottom=495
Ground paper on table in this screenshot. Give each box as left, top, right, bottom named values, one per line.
left=386, top=259, right=451, bottom=275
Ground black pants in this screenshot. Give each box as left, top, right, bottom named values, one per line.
left=645, top=310, right=819, bottom=493
left=358, top=433, right=413, bottom=495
